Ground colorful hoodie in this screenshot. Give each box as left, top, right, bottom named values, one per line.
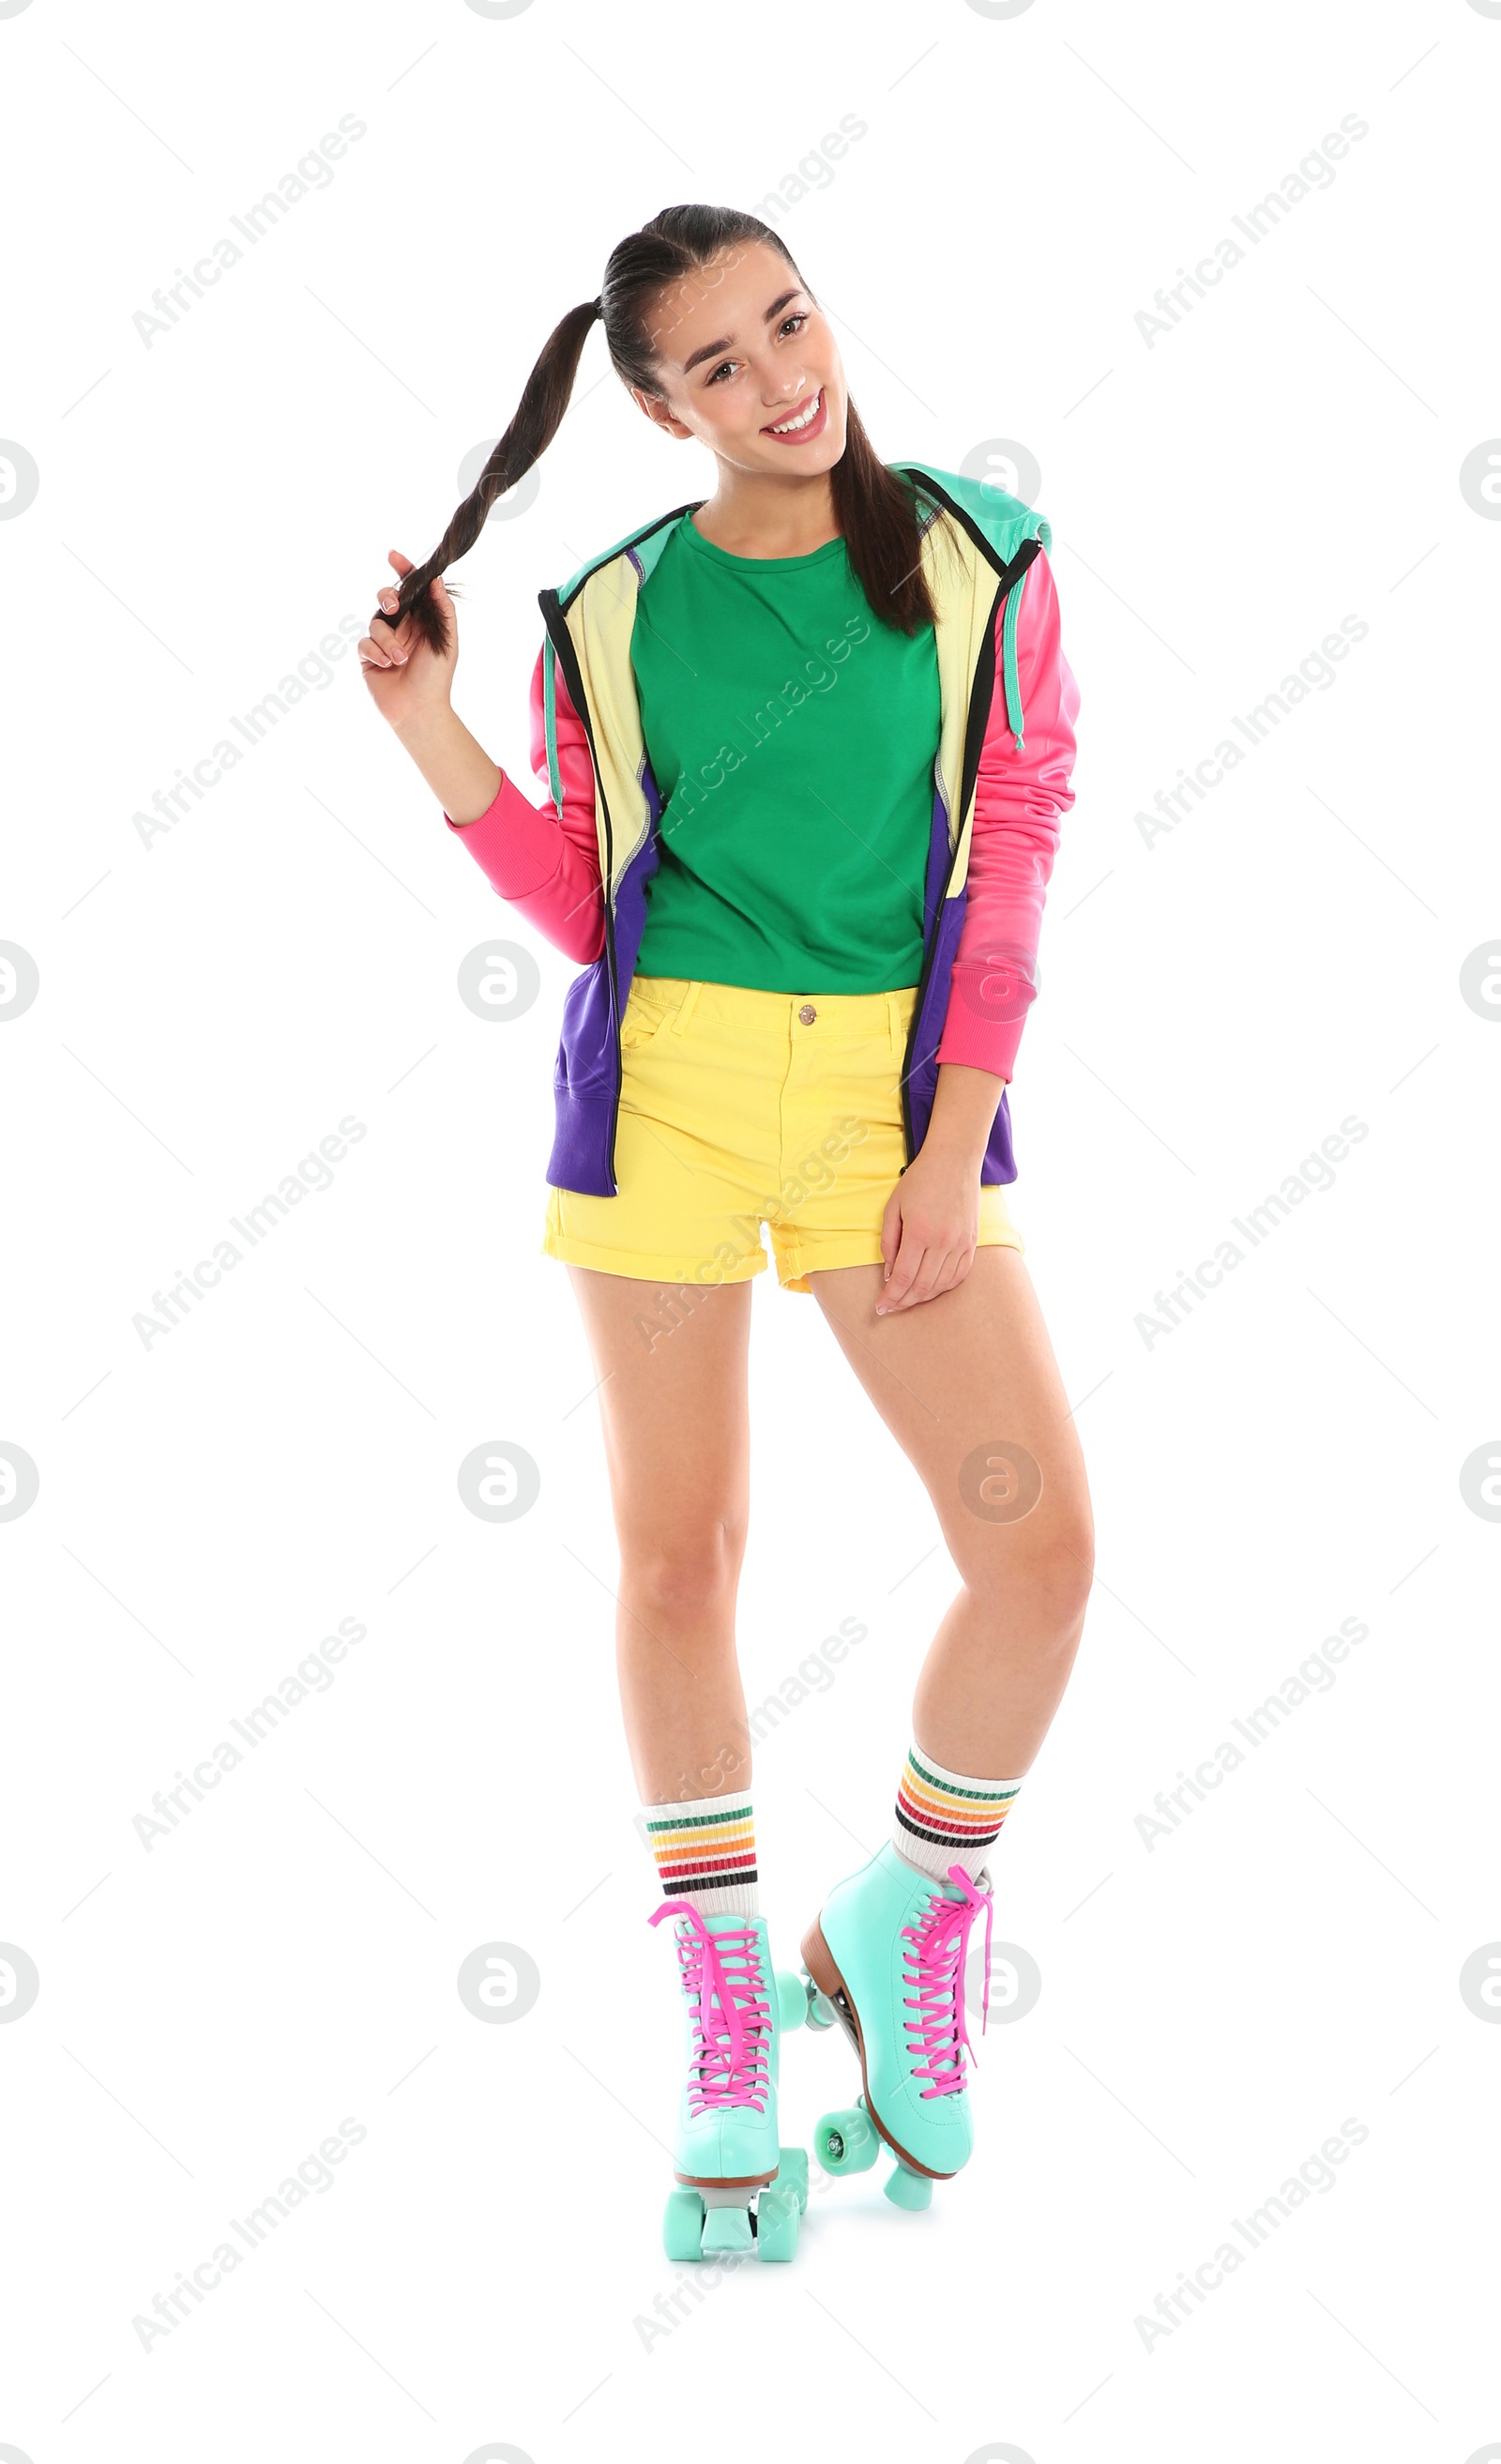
left=446, top=463, right=1080, bottom=1196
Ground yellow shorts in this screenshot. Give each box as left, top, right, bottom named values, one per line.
left=542, top=976, right=1023, bottom=1294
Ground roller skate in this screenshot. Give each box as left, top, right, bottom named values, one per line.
left=647, top=1900, right=810, bottom=2262
left=800, top=1845, right=993, bottom=2211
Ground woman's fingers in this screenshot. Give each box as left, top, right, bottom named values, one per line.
left=878, top=1222, right=925, bottom=1311
left=876, top=1199, right=975, bottom=1310
left=359, top=600, right=410, bottom=665
left=368, top=551, right=416, bottom=647
left=360, top=554, right=452, bottom=671
left=367, top=566, right=410, bottom=662
left=882, top=1246, right=950, bottom=1312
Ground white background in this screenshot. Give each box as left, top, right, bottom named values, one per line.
left=3, top=0, right=1498, bottom=2456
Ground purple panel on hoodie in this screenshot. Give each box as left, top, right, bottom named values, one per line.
left=902, top=789, right=1017, bottom=1187
left=545, top=763, right=664, bottom=1195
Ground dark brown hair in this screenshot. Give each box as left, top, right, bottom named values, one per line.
left=375, top=204, right=938, bottom=655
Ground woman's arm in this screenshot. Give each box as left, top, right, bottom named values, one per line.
left=360, top=558, right=606, bottom=966
left=433, top=646, right=605, bottom=963
left=933, top=546, right=1081, bottom=1086
left=882, top=550, right=1080, bottom=1301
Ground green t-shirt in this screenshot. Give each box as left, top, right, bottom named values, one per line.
left=629, top=510, right=939, bottom=991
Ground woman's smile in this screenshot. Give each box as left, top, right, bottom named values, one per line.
left=761, top=385, right=829, bottom=444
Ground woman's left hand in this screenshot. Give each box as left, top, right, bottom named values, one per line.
left=875, top=1145, right=983, bottom=1313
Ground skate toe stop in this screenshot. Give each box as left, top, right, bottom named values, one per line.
left=884, top=2164, right=933, bottom=2212
left=700, top=2204, right=753, bottom=2256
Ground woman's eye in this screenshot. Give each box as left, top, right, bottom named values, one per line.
left=705, top=311, right=809, bottom=384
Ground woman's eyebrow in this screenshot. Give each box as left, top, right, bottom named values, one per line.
left=681, top=289, right=806, bottom=375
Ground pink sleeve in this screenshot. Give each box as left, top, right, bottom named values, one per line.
left=443, top=644, right=605, bottom=965
left=935, top=546, right=1080, bottom=1080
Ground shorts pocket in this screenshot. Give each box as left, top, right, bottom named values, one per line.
left=618, top=984, right=682, bottom=1051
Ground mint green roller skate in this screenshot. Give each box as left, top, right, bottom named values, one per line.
left=647, top=1901, right=810, bottom=2263
left=800, top=1844, right=993, bottom=2211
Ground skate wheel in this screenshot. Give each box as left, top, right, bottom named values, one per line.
left=775, top=2145, right=810, bottom=2213
left=775, top=1969, right=809, bottom=2031
left=803, top=1980, right=837, bottom=2031
left=663, top=2188, right=705, bottom=2260
left=755, top=2184, right=800, bottom=2262
left=700, top=2203, right=753, bottom=2257
left=884, top=2163, right=933, bottom=2213
left=814, top=2103, right=879, bottom=2175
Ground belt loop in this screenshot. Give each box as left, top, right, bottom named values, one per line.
left=671, top=980, right=704, bottom=1035
left=887, top=991, right=904, bottom=1066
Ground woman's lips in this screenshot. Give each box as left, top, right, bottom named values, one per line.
left=762, top=385, right=828, bottom=444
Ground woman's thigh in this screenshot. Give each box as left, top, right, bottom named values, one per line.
left=565, top=1264, right=755, bottom=1559
left=806, top=1246, right=1094, bottom=1592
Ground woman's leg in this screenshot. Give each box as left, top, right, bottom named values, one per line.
left=569, top=1265, right=799, bottom=2230
left=565, top=1265, right=757, bottom=1803
left=805, top=1245, right=1093, bottom=1774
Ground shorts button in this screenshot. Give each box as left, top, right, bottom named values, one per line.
left=798, top=1002, right=817, bottom=1025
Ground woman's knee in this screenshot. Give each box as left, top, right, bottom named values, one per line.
left=619, top=1514, right=748, bottom=1620
left=956, top=1504, right=1095, bottom=1634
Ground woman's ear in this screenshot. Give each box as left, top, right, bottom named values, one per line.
left=630, top=384, right=693, bottom=441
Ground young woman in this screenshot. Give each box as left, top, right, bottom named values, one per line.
left=360, top=205, right=1091, bottom=2263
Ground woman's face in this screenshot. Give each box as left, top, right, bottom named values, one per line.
left=632, top=239, right=847, bottom=479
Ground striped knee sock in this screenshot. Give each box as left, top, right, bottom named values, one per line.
left=644, top=1794, right=759, bottom=1917
left=894, top=1742, right=1023, bottom=1884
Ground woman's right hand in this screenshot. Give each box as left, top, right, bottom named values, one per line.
left=357, top=549, right=459, bottom=732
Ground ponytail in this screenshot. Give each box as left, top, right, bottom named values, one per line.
left=377, top=206, right=935, bottom=655
left=376, top=297, right=599, bottom=657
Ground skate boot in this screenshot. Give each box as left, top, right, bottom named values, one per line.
left=800, top=1844, right=993, bottom=2211
left=647, top=1900, right=811, bottom=2262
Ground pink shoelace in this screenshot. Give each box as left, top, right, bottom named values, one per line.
left=902, top=1864, right=994, bottom=2098
left=648, top=1903, right=771, bottom=2113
